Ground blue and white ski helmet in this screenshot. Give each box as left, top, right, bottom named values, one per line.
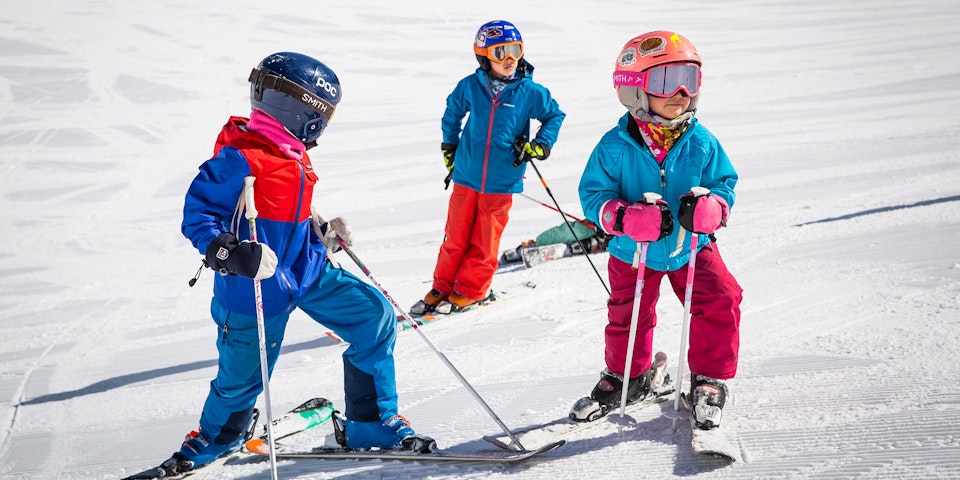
left=249, top=52, right=341, bottom=145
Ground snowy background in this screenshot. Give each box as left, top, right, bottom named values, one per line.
left=2, top=0, right=960, bottom=478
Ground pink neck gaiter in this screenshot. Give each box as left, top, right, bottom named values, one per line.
left=247, top=109, right=305, bottom=160
left=635, top=117, right=684, bottom=164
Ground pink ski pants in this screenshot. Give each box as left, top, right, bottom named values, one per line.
left=605, top=242, right=742, bottom=380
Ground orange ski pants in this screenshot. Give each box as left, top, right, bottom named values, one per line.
left=432, top=184, right=512, bottom=300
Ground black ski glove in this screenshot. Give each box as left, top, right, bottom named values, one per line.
left=205, top=232, right=278, bottom=280
left=442, top=143, right=457, bottom=189
left=512, top=136, right=550, bottom=167
left=442, top=143, right=457, bottom=172
left=519, top=141, right=550, bottom=162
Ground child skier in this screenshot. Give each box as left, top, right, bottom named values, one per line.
left=411, top=19, right=565, bottom=315
left=573, top=32, right=743, bottom=430
left=145, top=52, right=434, bottom=476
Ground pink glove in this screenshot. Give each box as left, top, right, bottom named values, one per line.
left=599, top=197, right=674, bottom=243
left=678, top=191, right=729, bottom=234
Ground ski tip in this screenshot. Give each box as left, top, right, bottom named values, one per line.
left=245, top=437, right=269, bottom=455
left=482, top=435, right=519, bottom=451
left=530, top=439, right=566, bottom=455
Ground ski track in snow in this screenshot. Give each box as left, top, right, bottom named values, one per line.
left=2, top=0, right=960, bottom=479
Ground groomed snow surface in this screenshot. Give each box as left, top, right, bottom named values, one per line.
left=2, top=1, right=959, bottom=478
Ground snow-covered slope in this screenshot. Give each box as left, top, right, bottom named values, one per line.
left=2, top=0, right=959, bottom=478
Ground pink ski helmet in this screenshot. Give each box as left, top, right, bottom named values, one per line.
left=613, top=31, right=702, bottom=118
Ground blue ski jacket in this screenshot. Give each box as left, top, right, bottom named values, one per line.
left=579, top=113, right=738, bottom=272
left=442, top=61, right=565, bottom=194
left=182, top=117, right=328, bottom=317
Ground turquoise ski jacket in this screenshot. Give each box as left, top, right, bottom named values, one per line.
left=579, top=113, right=738, bottom=271
left=442, top=61, right=565, bottom=194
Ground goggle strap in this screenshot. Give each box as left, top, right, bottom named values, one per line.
left=248, top=68, right=336, bottom=121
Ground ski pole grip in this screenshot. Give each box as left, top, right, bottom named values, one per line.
left=689, top=186, right=710, bottom=198
left=512, top=135, right=528, bottom=167
left=642, top=192, right=662, bottom=205
left=243, top=176, right=258, bottom=220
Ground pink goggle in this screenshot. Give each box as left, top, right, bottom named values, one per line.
left=613, top=63, right=701, bottom=97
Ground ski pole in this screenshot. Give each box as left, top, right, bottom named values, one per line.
left=618, top=241, right=648, bottom=435
left=242, top=176, right=279, bottom=480
left=335, top=240, right=527, bottom=452
left=524, top=159, right=611, bottom=296
left=673, top=187, right=709, bottom=414
left=518, top=192, right=597, bottom=229
left=617, top=192, right=659, bottom=436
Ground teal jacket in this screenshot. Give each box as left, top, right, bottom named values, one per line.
left=579, top=113, right=737, bottom=271
left=442, top=61, right=565, bottom=194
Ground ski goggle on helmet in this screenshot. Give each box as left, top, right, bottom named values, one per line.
left=487, top=42, right=523, bottom=63
left=613, top=31, right=702, bottom=97
left=613, top=63, right=700, bottom=97
left=474, top=20, right=524, bottom=63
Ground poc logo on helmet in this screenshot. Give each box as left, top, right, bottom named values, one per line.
left=316, top=77, right=338, bottom=97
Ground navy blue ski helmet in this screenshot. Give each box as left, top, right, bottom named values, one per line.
left=473, top=20, right=523, bottom=53
left=473, top=20, right=524, bottom=72
left=249, top=52, right=341, bottom=145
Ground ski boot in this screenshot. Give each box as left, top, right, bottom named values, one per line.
left=570, top=351, right=670, bottom=422
left=568, top=237, right=600, bottom=256
left=446, top=292, right=478, bottom=311
left=331, top=412, right=437, bottom=453
left=124, top=411, right=259, bottom=479
left=689, top=375, right=728, bottom=430
left=500, top=240, right=535, bottom=265
left=410, top=289, right=446, bottom=316
left=156, top=427, right=245, bottom=474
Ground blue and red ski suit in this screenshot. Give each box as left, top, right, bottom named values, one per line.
left=181, top=116, right=400, bottom=445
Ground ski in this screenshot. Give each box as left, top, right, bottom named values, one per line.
left=249, top=439, right=566, bottom=463
left=121, top=452, right=241, bottom=480
left=400, top=290, right=505, bottom=331
left=484, top=352, right=674, bottom=451
left=680, top=391, right=741, bottom=462
left=251, top=397, right=337, bottom=441
left=483, top=384, right=675, bottom=451
left=121, top=397, right=336, bottom=480
left=520, top=243, right=568, bottom=268
left=401, top=281, right=538, bottom=331
left=500, top=235, right=608, bottom=269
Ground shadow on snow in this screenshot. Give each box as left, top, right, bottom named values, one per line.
left=794, top=194, right=960, bottom=227
left=19, top=336, right=341, bottom=406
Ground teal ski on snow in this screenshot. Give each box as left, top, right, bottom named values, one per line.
left=121, top=397, right=336, bottom=479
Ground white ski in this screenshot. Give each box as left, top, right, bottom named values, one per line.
left=680, top=390, right=741, bottom=462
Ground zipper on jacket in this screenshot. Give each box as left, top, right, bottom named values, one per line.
left=482, top=98, right=501, bottom=193
left=220, top=320, right=229, bottom=345
left=278, top=159, right=306, bottom=313
left=479, top=73, right=506, bottom=194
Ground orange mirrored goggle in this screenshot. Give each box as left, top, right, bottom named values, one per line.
left=480, top=41, right=523, bottom=63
